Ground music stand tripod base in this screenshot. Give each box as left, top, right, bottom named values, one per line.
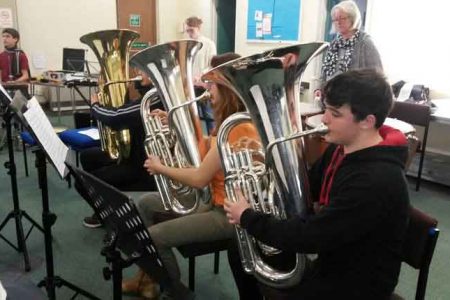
left=0, top=107, right=44, bottom=272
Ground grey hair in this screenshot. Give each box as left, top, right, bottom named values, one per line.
left=330, top=0, right=362, bottom=34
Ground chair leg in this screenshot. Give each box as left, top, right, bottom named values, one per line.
left=76, top=151, right=80, bottom=167
left=189, top=257, right=195, bottom=291
left=416, top=151, right=425, bottom=191
left=22, top=141, right=29, bottom=177
left=214, top=251, right=220, bottom=274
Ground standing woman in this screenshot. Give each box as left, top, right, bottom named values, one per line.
left=321, top=0, right=383, bottom=82
left=121, top=52, right=259, bottom=300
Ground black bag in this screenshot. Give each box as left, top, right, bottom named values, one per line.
left=392, top=81, right=430, bottom=105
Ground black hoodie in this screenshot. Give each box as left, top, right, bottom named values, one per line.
left=240, top=126, right=410, bottom=299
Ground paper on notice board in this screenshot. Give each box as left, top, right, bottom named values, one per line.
left=256, top=22, right=263, bottom=37
left=255, top=10, right=263, bottom=21
left=262, top=14, right=272, bottom=34
left=23, top=97, right=69, bottom=177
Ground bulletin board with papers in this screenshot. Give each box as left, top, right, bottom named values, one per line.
left=247, top=0, right=301, bottom=42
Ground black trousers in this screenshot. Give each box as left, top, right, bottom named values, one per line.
left=79, top=147, right=157, bottom=192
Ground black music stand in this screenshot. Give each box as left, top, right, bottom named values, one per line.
left=66, top=164, right=168, bottom=300
left=0, top=89, right=44, bottom=272
left=5, top=93, right=100, bottom=300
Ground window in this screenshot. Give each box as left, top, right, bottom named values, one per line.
left=367, top=1, right=450, bottom=95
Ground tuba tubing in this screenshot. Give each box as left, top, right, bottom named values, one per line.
left=208, top=42, right=329, bottom=288
left=131, top=40, right=211, bottom=215
left=80, top=29, right=140, bottom=162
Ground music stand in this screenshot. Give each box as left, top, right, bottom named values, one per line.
left=0, top=87, right=44, bottom=272
left=66, top=164, right=168, bottom=300
left=4, top=93, right=100, bottom=300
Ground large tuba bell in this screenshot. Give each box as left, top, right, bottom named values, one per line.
left=203, top=42, right=329, bottom=288
left=129, top=40, right=211, bottom=215
left=80, top=29, right=140, bottom=161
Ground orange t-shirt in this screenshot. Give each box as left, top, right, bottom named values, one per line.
left=208, top=122, right=260, bottom=206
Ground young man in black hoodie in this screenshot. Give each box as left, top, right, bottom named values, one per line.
left=79, top=71, right=164, bottom=228
left=225, top=69, right=410, bottom=300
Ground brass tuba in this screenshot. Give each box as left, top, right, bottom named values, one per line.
left=80, top=29, right=140, bottom=161
left=203, top=42, right=329, bottom=288
left=129, top=40, right=211, bottom=215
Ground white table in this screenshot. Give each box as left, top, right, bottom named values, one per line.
left=431, top=99, right=450, bottom=125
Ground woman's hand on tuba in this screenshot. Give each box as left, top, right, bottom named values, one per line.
left=150, top=109, right=168, bottom=125
left=144, top=155, right=163, bottom=175
left=224, top=189, right=251, bottom=225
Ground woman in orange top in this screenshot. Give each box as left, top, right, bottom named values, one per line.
left=123, top=52, right=260, bottom=300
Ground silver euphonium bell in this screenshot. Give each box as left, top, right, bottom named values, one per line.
left=203, top=42, right=329, bottom=288
left=130, top=40, right=211, bottom=215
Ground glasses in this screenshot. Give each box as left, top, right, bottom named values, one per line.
left=332, top=16, right=349, bottom=23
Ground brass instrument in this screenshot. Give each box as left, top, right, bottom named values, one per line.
left=203, top=42, right=329, bottom=288
left=80, top=29, right=139, bottom=161
left=130, top=40, right=211, bottom=215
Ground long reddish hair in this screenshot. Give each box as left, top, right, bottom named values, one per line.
left=209, top=53, right=245, bottom=136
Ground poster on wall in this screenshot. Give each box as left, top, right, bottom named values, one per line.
left=247, top=0, right=301, bottom=43
left=0, top=8, right=13, bottom=27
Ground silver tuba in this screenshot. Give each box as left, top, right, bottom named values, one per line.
left=203, top=42, right=329, bottom=288
left=130, top=40, right=211, bottom=215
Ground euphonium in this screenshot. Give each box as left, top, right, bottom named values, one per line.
left=129, top=40, right=211, bottom=215
left=80, top=29, right=140, bottom=161
left=203, top=42, right=329, bottom=288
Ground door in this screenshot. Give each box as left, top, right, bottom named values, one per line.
left=216, top=0, right=236, bottom=53
left=116, top=0, right=157, bottom=50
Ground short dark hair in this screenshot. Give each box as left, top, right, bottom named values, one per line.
left=210, top=52, right=240, bottom=68
left=2, top=28, right=20, bottom=40
left=323, top=69, right=393, bottom=128
left=185, top=16, right=203, bottom=27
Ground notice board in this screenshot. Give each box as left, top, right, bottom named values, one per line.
left=247, top=0, right=301, bottom=42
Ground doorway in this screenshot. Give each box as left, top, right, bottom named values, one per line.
left=215, top=0, right=236, bottom=54
left=116, top=0, right=157, bottom=50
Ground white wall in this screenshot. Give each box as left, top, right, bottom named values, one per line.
left=16, top=0, right=117, bottom=76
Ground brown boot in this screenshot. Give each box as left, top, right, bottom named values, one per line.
left=122, top=269, right=145, bottom=294
left=139, top=273, right=158, bottom=299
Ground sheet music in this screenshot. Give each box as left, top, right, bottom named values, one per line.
left=0, top=83, right=13, bottom=102
left=397, top=82, right=414, bottom=102
left=23, top=97, right=69, bottom=177
left=78, top=128, right=100, bottom=140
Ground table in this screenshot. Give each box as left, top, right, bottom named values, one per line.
left=431, top=99, right=450, bottom=125
left=30, top=81, right=95, bottom=123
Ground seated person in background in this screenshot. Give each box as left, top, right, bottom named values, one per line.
left=78, top=70, right=163, bottom=228
left=225, top=69, right=410, bottom=300
left=0, top=28, right=29, bottom=83
left=120, top=53, right=259, bottom=300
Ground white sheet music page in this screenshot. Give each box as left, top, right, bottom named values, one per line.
left=0, top=83, right=13, bottom=102
left=78, top=128, right=99, bottom=140
left=23, top=97, right=69, bottom=177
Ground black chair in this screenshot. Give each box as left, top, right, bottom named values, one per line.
left=177, top=239, right=230, bottom=291
left=392, top=206, right=440, bottom=300
left=389, top=101, right=431, bottom=191
left=153, top=211, right=230, bottom=291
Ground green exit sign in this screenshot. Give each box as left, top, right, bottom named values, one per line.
left=129, top=14, right=141, bottom=27
left=132, top=41, right=150, bottom=49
